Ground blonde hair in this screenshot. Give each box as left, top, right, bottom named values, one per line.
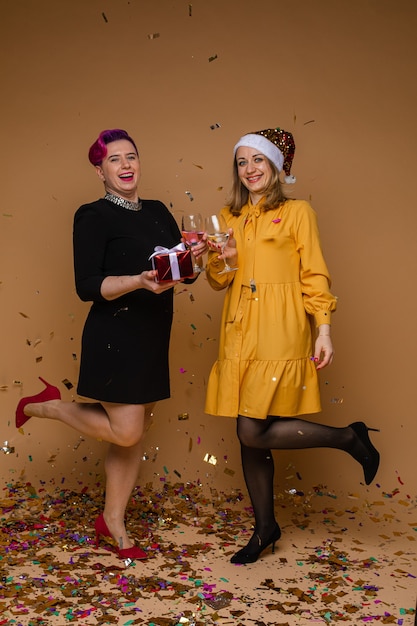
left=226, top=157, right=288, bottom=216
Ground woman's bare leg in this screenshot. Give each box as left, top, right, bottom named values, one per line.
left=102, top=404, right=154, bottom=549
left=23, top=399, right=146, bottom=447
left=24, top=398, right=155, bottom=549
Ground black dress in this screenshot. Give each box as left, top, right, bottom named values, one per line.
left=73, top=197, right=185, bottom=404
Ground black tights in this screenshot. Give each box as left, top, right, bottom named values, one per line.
left=237, top=415, right=362, bottom=543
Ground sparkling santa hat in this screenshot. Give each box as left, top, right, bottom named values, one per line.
left=233, top=126, right=296, bottom=183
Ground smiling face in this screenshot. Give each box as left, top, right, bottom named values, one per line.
left=96, top=139, right=140, bottom=201
left=236, top=146, right=273, bottom=204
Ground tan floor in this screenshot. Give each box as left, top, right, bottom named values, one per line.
left=1, top=480, right=416, bottom=625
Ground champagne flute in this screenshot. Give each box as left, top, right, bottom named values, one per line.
left=205, top=214, right=238, bottom=275
left=181, top=213, right=205, bottom=273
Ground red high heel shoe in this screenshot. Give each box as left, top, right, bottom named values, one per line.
left=94, top=513, right=147, bottom=560
left=15, top=376, right=61, bottom=428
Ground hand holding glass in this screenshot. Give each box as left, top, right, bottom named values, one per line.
left=205, top=214, right=238, bottom=274
left=181, top=214, right=204, bottom=273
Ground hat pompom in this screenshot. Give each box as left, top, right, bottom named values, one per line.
left=284, top=174, right=296, bottom=184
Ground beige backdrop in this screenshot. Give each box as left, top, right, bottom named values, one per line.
left=1, top=0, right=416, bottom=502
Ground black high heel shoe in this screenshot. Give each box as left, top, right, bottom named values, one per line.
left=349, top=421, right=380, bottom=485
left=230, top=523, right=281, bottom=564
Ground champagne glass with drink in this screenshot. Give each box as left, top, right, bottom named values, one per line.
left=181, top=213, right=205, bottom=273
left=205, top=214, right=238, bottom=275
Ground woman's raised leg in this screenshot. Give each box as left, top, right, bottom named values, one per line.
left=231, top=415, right=380, bottom=563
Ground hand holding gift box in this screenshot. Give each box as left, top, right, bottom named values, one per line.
left=149, top=243, right=194, bottom=283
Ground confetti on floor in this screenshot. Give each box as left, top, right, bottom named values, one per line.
left=0, top=480, right=416, bottom=625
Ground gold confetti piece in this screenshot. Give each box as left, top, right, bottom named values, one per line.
left=148, top=32, right=160, bottom=39
left=188, top=3, right=192, bottom=16
left=304, top=119, right=315, bottom=125
left=224, top=467, right=235, bottom=476
left=193, top=163, right=203, bottom=169
left=35, top=356, right=43, bottom=363
left=19, top=311, right=30, bottom=318
left=178, top=413, right=189, bottom=420
left=102, top=12, right=108, bottom=22
left=185, top=191, right=194, bottom=201
left=217, top=186, right=223, bottom=191
left=208, top=54, right=218, bottom=62
left=1, top=441, right=15, bottom=454
left=62, top=378, right=73, bottom=389
left=33, top=338, right=42, bottom=347
left=205, top=592, right=233, bottom=610
left=188, top=293, right=195, bottom=302
left=203, top=453, right=217, bottom=465
left=0, top=385, right=8, bottom=391
left=210, top=123, right=221, bottom=130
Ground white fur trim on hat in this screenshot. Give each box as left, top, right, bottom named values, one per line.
left=233, top=133, right=284, bottom=172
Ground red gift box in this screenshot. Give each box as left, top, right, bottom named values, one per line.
left=150, top=243, right=194, bottom=283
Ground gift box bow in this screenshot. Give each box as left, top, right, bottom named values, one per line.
left=149, top=243, right=188, bottom=281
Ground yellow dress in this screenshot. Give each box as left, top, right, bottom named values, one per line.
left=204, top=198, right=337, bottom=419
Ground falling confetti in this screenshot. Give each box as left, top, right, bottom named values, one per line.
left=1, top=441, right=15, bottom=454
left=203, top=453, right=217, bottom=465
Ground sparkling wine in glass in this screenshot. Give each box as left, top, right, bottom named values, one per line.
left=205, top=214, right=238, bottom=275
left=181, top=213, right=204, bottom=273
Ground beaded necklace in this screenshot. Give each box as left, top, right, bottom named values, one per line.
left=104, top=192, right=142, bottom=212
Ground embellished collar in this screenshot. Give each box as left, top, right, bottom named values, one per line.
left=104, top=192, right=142, bottom=212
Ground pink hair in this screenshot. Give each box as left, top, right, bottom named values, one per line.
left=88, top=129, right=139, bottom=166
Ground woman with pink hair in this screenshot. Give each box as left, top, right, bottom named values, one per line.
left=16, top=129, right=205, bottom=561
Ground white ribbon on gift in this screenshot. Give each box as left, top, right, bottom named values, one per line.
left=148, top=242, right=186, bottom=280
